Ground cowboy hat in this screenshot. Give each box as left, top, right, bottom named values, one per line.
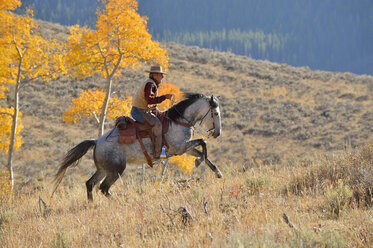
left=145, top=65, right=167, bottom=74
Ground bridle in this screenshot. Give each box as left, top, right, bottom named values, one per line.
left=170, top=102, right=216, bottom=135
left=199, top=107, right=216, bottom=134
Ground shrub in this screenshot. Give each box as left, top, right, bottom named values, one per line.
left=245, top=176, right=271, bottom=195
left=285, top=144, right=373, bottom=207
left=288, top=227, right=346, bottom=248
left=325, top=180, right=353, bottom=218
left=0, top=210, right=19, bottom=226
left=51, top=227, right=72, bottom=248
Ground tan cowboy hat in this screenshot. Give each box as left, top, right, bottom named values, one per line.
left=145, top=65, right=167, bottom=74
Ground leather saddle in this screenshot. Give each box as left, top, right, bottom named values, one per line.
left=115, top=115, right=169, bottom=145
left=115, top=116, right=151, bottom=144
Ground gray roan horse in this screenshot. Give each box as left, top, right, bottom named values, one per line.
left=53, top=93, right=222, bottom=201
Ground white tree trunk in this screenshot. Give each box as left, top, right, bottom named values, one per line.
left=7, top=71, right=21, bottom=190
left=98, top=76, right=113, bottom=137
left=97, top=52, right=122, bottom=137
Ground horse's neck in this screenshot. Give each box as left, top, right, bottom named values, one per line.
left=183, top=99, right=207, bottom=126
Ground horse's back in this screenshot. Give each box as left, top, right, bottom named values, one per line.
left=95, top=128, right=152, bottom=165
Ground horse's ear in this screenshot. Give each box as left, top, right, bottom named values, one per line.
left=210, top=95, right=218, bottom=108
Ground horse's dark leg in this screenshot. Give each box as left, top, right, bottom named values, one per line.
left=185, top=139, right=207, bottom=154
left=99, top=172, right=122, bottom=197
left=185, top=139, right=223, bottom=178
left=204, top=157, right=223, bottom=178
left=99, top=160, right=126, bottom=197
left=186, top=148, right=204, bottom=167
left=86, top=170, right=105, bottom=201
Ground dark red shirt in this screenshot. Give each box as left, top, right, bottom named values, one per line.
left=144, top=82, right=166, bottom=104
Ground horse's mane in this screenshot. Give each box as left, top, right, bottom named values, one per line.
left=166, top=93, right=207, bottom=121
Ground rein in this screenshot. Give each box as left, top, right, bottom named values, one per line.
left=167, top=116, right=193, bottom=129
left=169, top=106, right=194, bottom=127
left=169, top=105, right=215, bottom=133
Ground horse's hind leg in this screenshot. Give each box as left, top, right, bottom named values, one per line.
left=86, top=170, right=105, bottom=201
left=95, top=141, right=126, bottom=198
left=99, top=160, right=126, bottom=197
left=99, top=172, right=121, bottom=197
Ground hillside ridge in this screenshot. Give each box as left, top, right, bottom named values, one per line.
left=2, top=20, right=372, bottom=179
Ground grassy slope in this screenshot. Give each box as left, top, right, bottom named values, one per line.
left=0, top=20, right=372, bottom=247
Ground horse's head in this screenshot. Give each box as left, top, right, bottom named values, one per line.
left=202, top=95, right=222, bottom=138
left=166, top=93, right=222, bottom=138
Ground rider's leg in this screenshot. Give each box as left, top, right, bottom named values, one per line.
left=130, top=106, right=145, bottom=123
left=143, top=112, right=162, bottom=159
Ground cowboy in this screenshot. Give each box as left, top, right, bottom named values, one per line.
left=130, top=65, right=173, bottom=159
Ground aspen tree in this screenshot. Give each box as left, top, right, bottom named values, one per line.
left=0, top=0, right=65, bottom=188
left=66, top=0, right=168, bottom=137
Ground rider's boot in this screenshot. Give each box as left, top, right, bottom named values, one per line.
left=153, top=134, right=162, bottom=159
left=152, top=123, right=163, bottom=159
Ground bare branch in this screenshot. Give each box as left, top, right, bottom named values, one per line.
left=97, top=43, right=110, bottom=78
left=38, top=196, right=47, bottom=214
left=177, top=206, right=194, bottom=225
left=92, top=111, right=100, bottom=124
left=0, top=112, right=14, bottom=118
left=203, top=197, right=209, bottom=216
left=160, top=196, right=193, bottom=226
left=160, top=204, right=176, bottom=226
left=282, top=213, right=299, bottom=231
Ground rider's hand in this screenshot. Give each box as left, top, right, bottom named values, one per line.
left=165, top=94, right=174, bottom=100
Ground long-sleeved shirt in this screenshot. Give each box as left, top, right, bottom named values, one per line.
left=144, top=82, right=166, bottom=104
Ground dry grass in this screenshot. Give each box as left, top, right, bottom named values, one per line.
left=1, top=145, right=372, bottom=247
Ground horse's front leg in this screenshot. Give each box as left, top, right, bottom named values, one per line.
left=186, top=148, right=204, bottom=167
left=185, top=139, right=223, bottom=178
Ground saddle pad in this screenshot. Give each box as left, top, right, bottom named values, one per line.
left=117, top=114, right=170, bottom=147
left=118, top=125, right=151, bottom=144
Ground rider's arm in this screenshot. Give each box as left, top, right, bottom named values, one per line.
left=144, top=82, right=166, bottom=104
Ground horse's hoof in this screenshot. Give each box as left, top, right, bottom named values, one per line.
left=216, top=171, right=223, bottom=178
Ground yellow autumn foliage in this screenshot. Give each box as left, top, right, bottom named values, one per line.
left=0, top=3, right=64, bottom=157
left=170, top=155, right=196, bottom=174
left=0, top=84, right=9, bottom=99
left=157, top=82, right=185, bottom=111
left=0, top=107, right=23, bottom=154
left=63, top=88, right=132, bottom=125
left=66, top=0, right=168, bottom=80
left=0, top=0, right=20, bottom=11
left=0, top=9, right=65, bottom=83
left=0, top=170, right=12, bottom=201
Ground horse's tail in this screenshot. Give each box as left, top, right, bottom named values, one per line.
left=51, top=139, right=97, bottom=197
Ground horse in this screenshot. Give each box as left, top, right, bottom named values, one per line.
left=52, top=93, right=223, bottom=201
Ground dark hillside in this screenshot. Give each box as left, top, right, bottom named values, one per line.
left=18, top=0, right=373, bottom=75
left=1, top=20, right=372, bottom=182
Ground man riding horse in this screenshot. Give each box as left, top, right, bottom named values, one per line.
left=130, top=65, right=173, bottom=159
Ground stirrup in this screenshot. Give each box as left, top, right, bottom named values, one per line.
left=160, top=146, right=167, bottom=159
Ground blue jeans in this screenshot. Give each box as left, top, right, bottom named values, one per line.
left=130, top=106, right=145, bottom=123
left=130, top=106, right=163, bottom=158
